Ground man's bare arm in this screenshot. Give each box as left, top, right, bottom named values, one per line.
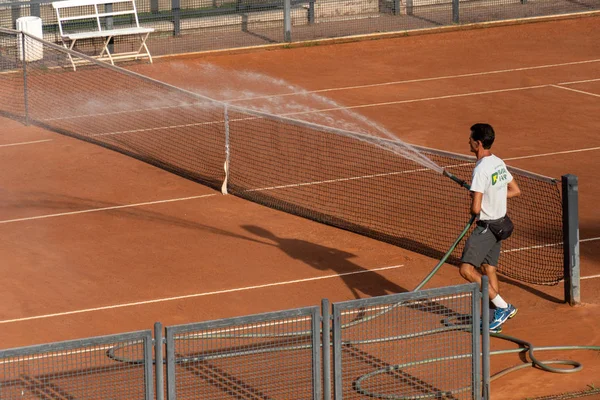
left=507, top=179, right=521, bottom=199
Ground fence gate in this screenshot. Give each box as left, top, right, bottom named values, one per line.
left=331, top=283, right=485, bottom=400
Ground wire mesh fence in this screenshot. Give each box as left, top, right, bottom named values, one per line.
left=331, top=284, right=483, bottom=399
left=0, top=0, right=598, bottom=58
left=164, top=307, right=321, bottom=399
left=0, top=330, right=154, bottom=399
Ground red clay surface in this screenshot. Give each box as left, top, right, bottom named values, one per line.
left=1, top=16, right=600, bottom=399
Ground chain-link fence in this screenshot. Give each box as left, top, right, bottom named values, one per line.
left=0, top=0, right=598, bottom=58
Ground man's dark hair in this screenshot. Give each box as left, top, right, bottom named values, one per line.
left=470, top=123, right=495, bottom=149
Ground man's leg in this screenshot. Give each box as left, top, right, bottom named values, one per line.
left=459, top=263, right=498, bottom=300
left=481, top=263, right=499, bottom=294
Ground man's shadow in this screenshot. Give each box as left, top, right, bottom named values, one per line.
left=242, top=225, right=409, bottom=299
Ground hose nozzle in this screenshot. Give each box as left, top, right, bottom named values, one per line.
left=443, top=169, right=470, bottom=190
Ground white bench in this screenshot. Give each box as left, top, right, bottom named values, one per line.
left=52, top=0, right=154, bottom=70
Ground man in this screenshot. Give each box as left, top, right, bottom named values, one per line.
left=459, top=123, right=521, bottom=332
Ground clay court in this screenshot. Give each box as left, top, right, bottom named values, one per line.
left=1, top=15, right=599, bottom=399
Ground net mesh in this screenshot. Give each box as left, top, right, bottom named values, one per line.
left=0, top=30, right=564, bottom=285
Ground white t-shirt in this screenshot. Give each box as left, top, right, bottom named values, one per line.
left=470, top=154, right=513, bottom=221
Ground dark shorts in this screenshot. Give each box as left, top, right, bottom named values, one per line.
left=461, top=225, right=501, bottom=267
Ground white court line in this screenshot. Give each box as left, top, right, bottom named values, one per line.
left=226, top=59, right=600, bottom=102
left=582, top=274, right=600, bottom=280
left=557, top=78, right=600, bottom=85
left=502, top=237, right=599, bottom=254
left=0, top=264, right=405, bottom=325
left=504, top=147, right=600, bottom=161
left=0, top=194, right=217, bottom=225
left=281, top=85, right=550, bottom=114
left=551, top=84, right=600, bottom=98
left=0, top=139, right=53, bottom=148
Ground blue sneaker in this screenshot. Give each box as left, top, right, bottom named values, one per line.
left=489, top=304, right=517, bottom=331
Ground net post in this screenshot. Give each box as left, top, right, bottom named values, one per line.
left=321, top=299, right=331, bottom=400
left=154, top=322, right=164, bottom=400
left=562, top=174, right=580, bottom=306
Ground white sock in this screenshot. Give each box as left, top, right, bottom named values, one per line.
left=491, top=295, right=509, bottom=309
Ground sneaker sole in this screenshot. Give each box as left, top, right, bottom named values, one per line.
left=508, top=308, right=518, bottom=319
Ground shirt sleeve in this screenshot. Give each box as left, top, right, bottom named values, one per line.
left=470, top=166, right=488, bottom=193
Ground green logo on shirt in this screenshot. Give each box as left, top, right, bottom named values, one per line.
left=492, top=167, right=508, bottom=186
left=492, top=172, right=498, bottom=185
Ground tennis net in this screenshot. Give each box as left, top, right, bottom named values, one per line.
left=0, top=29, right=563, bottom=284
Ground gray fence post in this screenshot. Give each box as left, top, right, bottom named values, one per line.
left=322, top=299, right=331, bottom=400
left=151, top=0, right=159, bottom=13
left=30, top=0, right=41, bottom=17
left=154, top=322, right=164, bottom=400
left=165, top=328, right=176, bottom=399
left=481, top=276, right=490, bottom=399
left=406, top=0, right=413, bottom=16
left=21, top=32, right=30, bottom=125
left=308, top=0, right=315, bottom=24
left=105, top=3, right=115, bottom=53
left=562, top=174, right=580, bottom=306
left=393, top=0, right=400, bottom=15
left=172, top=0, right=181, bottom=35
left=283, top=0, right=292, bottom=42
left=332, top=305, right=342, bottom=400
left=452, top=0, right=459, bottom=23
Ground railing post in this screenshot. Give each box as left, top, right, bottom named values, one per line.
left=481, top=276, right=490, bottom=399
left=154, top=322, right=164, bottom=400
left=322, top=299, right=331, bottom=400
left=562, top=174, right=580, bottom=306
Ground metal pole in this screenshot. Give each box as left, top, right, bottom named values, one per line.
left=308, top=0, right=314, bottom=24
left=106, top=3, right=114, bottom=54
left=332, top=305, right=342, bottom=400
left=165, top=328, right=177, bottom=399
left=172, top=0, right=181, bottom=36
left=452, top=0, right=459, bottom=24
left=21, top=32, right=30, bottom=126
left=283, top=0, right=291, bottom=42
left=562, top=174, right=580, bottom=306
left=481, top=276, right=490, bottom=399
left=322, top=299, right=331, bottom=400
left=154, top=322, right=164, bottom=400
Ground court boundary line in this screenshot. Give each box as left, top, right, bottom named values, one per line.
left=0, top=194, right=217, bottom=225
left=1, top=260, right=599, bottom=325
left=0, top=139, right=53, bottom=148
left=227, top=59, right=600, bottom=102
left=551, top=84, right=600, bottom=98
left=0, top=264, right=405, bottom=325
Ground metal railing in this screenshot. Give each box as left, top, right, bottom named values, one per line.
left=0, top=283, right=489, bottom=399
left=1, top=0, right=598, bottom=58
